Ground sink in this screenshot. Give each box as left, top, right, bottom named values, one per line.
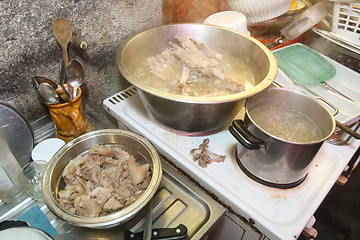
left=0, top=109, right=226, bottom=240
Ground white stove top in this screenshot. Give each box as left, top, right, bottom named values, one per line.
left=104, top=85, right=359, bottom=240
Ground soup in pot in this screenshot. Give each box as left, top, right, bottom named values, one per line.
left=249, top=105, right=324, bottom=143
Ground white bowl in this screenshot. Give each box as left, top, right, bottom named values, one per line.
left=204, top=11, right=249, bottom=35
left=31, top=138, right=65, bottom=163
left=226, top=0, right=292, bottom=23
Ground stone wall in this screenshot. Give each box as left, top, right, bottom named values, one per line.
left=0, top=0, right=162, bottom=123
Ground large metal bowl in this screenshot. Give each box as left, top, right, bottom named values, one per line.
left=42, top=129, right=162, bottom=228
left=116, top=23, right=277, bottom=134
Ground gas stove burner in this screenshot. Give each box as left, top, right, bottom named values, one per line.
left=235, top=149, right=307, bottom=189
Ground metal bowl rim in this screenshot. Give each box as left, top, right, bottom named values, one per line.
left=42, top=129, right=162, bottom=228
left=116, top=23, right=277, bottom=103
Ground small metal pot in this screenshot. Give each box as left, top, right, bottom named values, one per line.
left=42, top=129, right=162, bottom=228
left=229, top=88, right=336, bottom=188
left=116, top=23, right=277, bottom=134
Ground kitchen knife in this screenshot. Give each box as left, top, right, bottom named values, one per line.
left=124, top=224, right=188, bottom=240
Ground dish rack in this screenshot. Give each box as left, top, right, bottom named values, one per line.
left=330, top=0, right=360, bottom=47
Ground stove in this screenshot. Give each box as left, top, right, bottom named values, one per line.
left=104, top=85, right=360, bottom=240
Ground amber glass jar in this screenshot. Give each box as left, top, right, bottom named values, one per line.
left=162, top=0, right=224, bottom=24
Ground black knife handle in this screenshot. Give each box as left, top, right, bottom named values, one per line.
left=124, top=224, right=188, bottom=240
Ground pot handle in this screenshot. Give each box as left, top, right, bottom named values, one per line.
left=229, top=120, right=265, bottom=150
left=314, top=96, right=339, bottom=117
left=336, top=120, right=360, bottom=139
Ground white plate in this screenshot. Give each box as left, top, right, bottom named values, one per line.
left=0, top=226, right=53, bottom=240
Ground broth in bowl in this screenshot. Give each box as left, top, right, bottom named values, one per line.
left=133, top=36, right=255, bottom=97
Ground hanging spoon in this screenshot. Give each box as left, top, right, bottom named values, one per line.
left=53, top=18, right=72, bottom=67
left=66, top=59, right=84, bottom=100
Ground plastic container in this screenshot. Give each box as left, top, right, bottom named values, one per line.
left=280, top=2, right=327, bottom=40
left=274, top=44, right=336, bottom=85
left=0, top=134, right=27, bottom=203
left=330, top=1, right=360, bottom=47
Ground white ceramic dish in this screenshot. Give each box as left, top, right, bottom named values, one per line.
left=0, top=227, right=53, bottom=240
left=226, top=0, right=292, bottom=23
left=31, top=138, right=65, bottom=163
left=204, top=11, right=250, bottom=35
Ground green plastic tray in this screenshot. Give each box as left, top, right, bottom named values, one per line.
left=274, top=44, right=336, bottom=85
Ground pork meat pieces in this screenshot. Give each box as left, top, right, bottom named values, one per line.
left=58, top=144, right=151, bottom=217
left=149, top=36, right=245, bottom=96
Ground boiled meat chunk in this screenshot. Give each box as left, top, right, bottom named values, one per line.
left=191, top=138, right=226, bottom=168
left=90, top=187, right=113, bottom=205
left=89, top=144, right=114, bottom=157
left=103, top=196, right=124, bottom=212
left=147, top=36, right=247, bottom=96
left=171, top=36, right=225, bottom=80
left=128, top=156, right=150, bottom=186
left=57, top=145, right=152, bottom=217
left=74, top=194, right=103, bottom=217
left=58, top=183, right=85, bottom=200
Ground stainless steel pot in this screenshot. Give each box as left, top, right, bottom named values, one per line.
left=229, top=88, right=336, bottom=188
left=116, top=23, right=277, bottom=134
left=42, top=129, right=162, bottom=228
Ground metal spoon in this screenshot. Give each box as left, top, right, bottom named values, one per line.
left=53, top=18, right=72, bottom=67
left=66, top=59, right=84, bottom=100
left=33, top=76, right=58, bottom=89
left=59, top=61, right=72, bottom=102
left=37, top=82, right=60, bottom=104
